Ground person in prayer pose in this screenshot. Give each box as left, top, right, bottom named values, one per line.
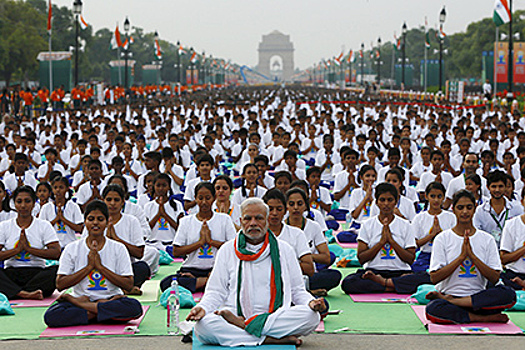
left=187, top=198, right=326, bottom=347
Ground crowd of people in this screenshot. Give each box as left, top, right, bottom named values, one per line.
left=0, top=85, right=524, bottom=345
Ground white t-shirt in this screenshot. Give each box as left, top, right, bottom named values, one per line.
left=445, top=174, right=489, bottom=200
left=429, top=229, right=501, bottom=297
left=370, top=195, right=416, bottom=222
left=37, top=162, right=66, bottom=180
left=309, top=186, right=332, bottom=216
left=183, top=177, right=213, bottom=215
left=231, top=185, right=267, bottom=207
left=0, top=217, right=59, bottom=268
left=416, top=171, right=453, bottom=193
left=357, top=215, right=416, bottom=271
left=411, top=210, right=456, bottom=253
left=333, top=169, right=358, bottom=210
left=302, top=219, right=327, bottom=255
left=144, top=200, right=184, bottom=246
left=3, top=172, right=38, bottom=193
left=39, top=201, right=83, bottom=248
left=212, top=201, right=241, bottom=228
left=75, top=181, right=106, bottom=206
left=349, top=188, right=374, bottom=223
left=173, top=213, right=236, bottom=269
left=58, top=237, right=133, bottom=301
left=500, top=216, right=525, bottom=274
left=275, top=224, right=311, bottom=260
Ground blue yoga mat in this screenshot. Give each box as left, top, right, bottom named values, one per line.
left=193, top=333, right=296, bottom=350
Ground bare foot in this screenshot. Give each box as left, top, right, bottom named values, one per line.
left=264, top=335, right=302, bottom=346
left=124, top=286, right=143, bottom=296
left=511, top=277, right=525, bottom=288
left=470, top=313, right=509, bottom=323
left=310, top=289, right=328, bottom=297
left=425, top=291, right=453, bottom=301
left=215, top=309, right=246, bottom=329
left=17, top=290, right=44, bottom=300
left=362, top=271, right=386, bottom=286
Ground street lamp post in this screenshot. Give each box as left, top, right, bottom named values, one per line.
left=377, top=37, right=381, bottom=85
left=190, top=47, right=194, bottom=86
left=123, top=16, right=130, bottom=90
left=439, top=6, right=446, bottom=92
left=73, top=0, right=82, bottom=87
left=176, top=41, right=181, bottom=85
left=154, top=31, right=161, bottom=85
left=202, top=51, right=206, bottom=85
left=361, top=43, right=364, bottom=85
left=402, top=22, right=407, bottom=88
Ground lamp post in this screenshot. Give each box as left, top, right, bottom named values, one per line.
left=360, top=43, right=364, bottom=85
left=508, top=0, right=514, bottom=98
left=202, top=51, right=206, bottom=85
left=377, top=37, right=381, bottom=86
left=123, top=16, right=130, bottom=90
left=402, top=22, right=407, bottom=88
left=154, top=31, right=161, bottom=85
left=439, top=6, right=446, bottom=92
left=190, top=47, right=194, bottom=86
left=73, top=0, right=82, bottom=87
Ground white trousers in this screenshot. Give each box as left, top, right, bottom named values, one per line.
left=194, top=305, right=320, bottom=347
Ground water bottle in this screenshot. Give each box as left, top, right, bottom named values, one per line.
left=167, top=277, right=180, bottom=335
left=345, top=211, right=352, bottom=224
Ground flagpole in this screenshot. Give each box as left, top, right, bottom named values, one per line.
left=494, top=27, right=499, bottom=100
left=391, top=42, right=395, bottom=90
left=49, top=29, right=53, bottom=93
left=424, top=18, right=428, bottom=92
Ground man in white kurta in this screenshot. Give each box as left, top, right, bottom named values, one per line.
left=187, top=198, right=324, bottom=347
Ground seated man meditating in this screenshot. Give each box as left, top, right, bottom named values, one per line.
left=44, top=200, right=143, bottom=327
left=187, top=198, right=326, bottom=347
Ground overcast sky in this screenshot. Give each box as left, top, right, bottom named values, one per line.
left=54, top=0, right=525, bottom=69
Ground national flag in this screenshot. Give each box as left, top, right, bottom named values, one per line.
left=347, top=50, right=354, bottom=63
left=178, top=44, right=186, bottom=55
left=80, top=15, right=88, bottom=30
left=437, top=27, right=446, bottom=39
left=375, top=49, right=380, bottom=59
left=122, top=36, right=134, bottom=50
left=425, top=17, right=430, bottom=49
left=393, top=34, right=401, bottom=51
left=190, top=51, right=197, bottom=63
left=493, top=0, right=511, bottom=27
left=334, top=52, right=344, bottom=66
left=110, top=25, right=122, bottom=50
left=47, top=0, right=52, bottom=33
left=359, top=49, right=363, bottom=58
left=154, top=38, right=162, bottom=60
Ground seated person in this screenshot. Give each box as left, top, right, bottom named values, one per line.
left=161, top=182, right=236, bottom=293
left=341, top=183, right=416, bottom=294
left=187, top=198, right=326, bottom=347
left=425, top=190, right=516, bottom=324
left=44, top=200, right=143, bottom=327
left=0, top=186, right=61, bottom=300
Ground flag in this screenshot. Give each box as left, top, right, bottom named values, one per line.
left=178, top=44, right=186, bottom=55
left=190, top=51, right=197, bottom=63
left=493, top=0, right=511, bottom=27
left=334, top=52, right=344, bottom=66
left=79, top=15, right=88, bottom=30
left=359, top=49, right=363, bottom=58
left=425, top=17, right=430, bottom=49
left=110, top=25, right=122, bottom=50
left=375, top=49, right=380, bottom=59
left=47, top=0, right=52, bottom=33
left=393, top=34, right=401, bottom=51
left=347, top=50, right=354, bottom=63
left=122, top=36, right=134, bottom=50
left=437, top=27, right=446, bottom=39
left=154, top=38, right=162, bottom=60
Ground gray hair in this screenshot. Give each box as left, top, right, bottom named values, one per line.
left=240, top=197, right=269, bottom=218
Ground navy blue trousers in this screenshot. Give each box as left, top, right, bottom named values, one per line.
left=160, top=267, right=213, bottom=293
left=0, top=266, right=57, bottom=299
left=132, top=261, right=151, bottom=288
left=411, top=251, right=431, bottom=273
left=341, top=269, right=414, bottom=294
left=425, top=285, right=516, bottom=324
left=500, top=269, right=525, bottom=290
left=309, top=268, right=342, bottom=292
left=44, top=297, right=143, bottom=327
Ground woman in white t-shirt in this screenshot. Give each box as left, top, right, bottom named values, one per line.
left=347, top=164, right=377, bottom=229
left=285, top=187, right=342, bottom=295
left=0, top=186, right=61, bottom=300
left=0, top=180, right=16, bottom=222
left=160, top=182, right=236, bottom=293
left=500, top=188, right=525, bottom=290
left=341, top=183, right=417, bottom=294
left=43, top=200, right=143, bottom=327
left=425, top=190, right=516, bottom=324
left=102, top=184, right=150, bottom=295
left=231, top=163, right=267, bottom=207
left=212, top=175, right=241, bottom=231
left=39, top=176, right=84, bottom=248
left=370, top=168, right=416, bottom=222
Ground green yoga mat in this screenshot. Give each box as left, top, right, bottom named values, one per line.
left=0, top=307, right=47, bottom=340
left=193, top=333, right=295, bottom=349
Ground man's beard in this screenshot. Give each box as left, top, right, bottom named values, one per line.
left=245, top=226, right=267, bottom=243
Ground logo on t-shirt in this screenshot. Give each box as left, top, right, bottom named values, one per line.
left=56, top=221, right=67, bottom=234
left=380, top=243, right=396, bottom=260
left=459, top=259, right=477, bottom=278
left=87, top=269, right=108, bottom=290
left=14, top=240, right=30, bottom=262
left=198, top=243, right=214, bottom=259
left=158, top=217, right=169, bottom=230
left=363, top=202, right=371, bottom=217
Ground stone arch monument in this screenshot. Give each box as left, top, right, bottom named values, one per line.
left=257, top=30, right=294, bottom=82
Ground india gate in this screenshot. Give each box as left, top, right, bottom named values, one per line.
left=257, top=30, right=295, bottom=82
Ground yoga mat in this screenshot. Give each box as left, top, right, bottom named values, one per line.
left=337, top=242, right=358, bottom=249
left=193, top=333, right=296, bottom=350
left=314, top=320, right=325, bottom=332
left=349, top=293, right=416, bottom=303
left=129, top=280, right=160, bottom=303
left=411, top=305, right=522, bottom=334
left=173, top=257, right=184, bottom=263
left=10, top=291, right=60, bottom=308
left=193, top=292, right=204, bottom=302
left=39, top=305, right=150, bottom=338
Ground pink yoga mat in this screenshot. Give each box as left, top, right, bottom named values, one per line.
left=172, top=257, right=184, bottom=263
left=193, top=292, right=204, bottom=302
left=39, top=305, right=150, bottom=338
left=314, top=320, right=325, bottom=332
left=10, top=291, right=60, bottom=308
left=411, top=305, right=522, bottom=334
left=349, top=293, right=416, bottom=303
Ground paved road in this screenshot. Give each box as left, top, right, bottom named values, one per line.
left=1, top=334, right=524, bottom=350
